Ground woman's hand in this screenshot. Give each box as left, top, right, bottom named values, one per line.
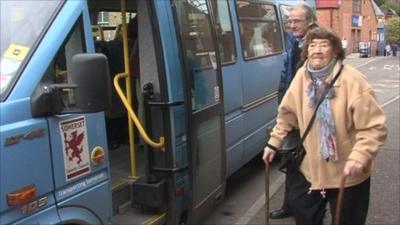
left=262, top=146, right=276, bottom=164
left=343, top=160, right=365, bottom=176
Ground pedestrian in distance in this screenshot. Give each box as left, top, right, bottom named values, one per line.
left=391, top=43, right=398, bottom=56
left=270, top=2, right=317, bottom=220
left=385, top=44, right=392, bottom=56
left=263, top=27, right=388, bottom=225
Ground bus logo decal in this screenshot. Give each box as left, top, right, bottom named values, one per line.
left=64, top=131, right=84, bottom=164
left=4, top=128, right=46, bottom=147
left=60, top=116, right=91, bottom=181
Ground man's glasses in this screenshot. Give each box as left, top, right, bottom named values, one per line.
left=287, top=19, right=306, bottom=25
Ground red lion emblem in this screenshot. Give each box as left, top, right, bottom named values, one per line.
left=64, top=131, right=85, bottom=164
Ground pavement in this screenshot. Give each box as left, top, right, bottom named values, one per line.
left=246, top=54, right=400, bottom=225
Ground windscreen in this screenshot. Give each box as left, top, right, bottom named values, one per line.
left=0, top=0, right=62, bottom=98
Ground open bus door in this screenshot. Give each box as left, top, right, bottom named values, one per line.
left=172, top=0, right=226, bottom=223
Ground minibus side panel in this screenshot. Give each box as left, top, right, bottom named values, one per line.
left=11, top=206, right=59, bottom=225
left=57, top=179, right=111, bottom=224
left=1, top=1, right=111, bottom=224
left=0, top=100, right=55, bottom=223
left=222, top=0, right=284, bottom=174
left=0, top=1, right=88, bottom=223
left=43, top=1, right=112, bottom=223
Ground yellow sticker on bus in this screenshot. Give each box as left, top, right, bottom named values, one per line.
left=4, top=44, right=30, bottom=61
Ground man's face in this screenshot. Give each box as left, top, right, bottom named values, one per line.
left=288, top=8, right=312, bottom=38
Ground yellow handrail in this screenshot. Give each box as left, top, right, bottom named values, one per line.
left=120, top=0, right=136, bottom=178
left=115, top=0, right=164, bottom=179
left=113, top=73, right=165, bottom=150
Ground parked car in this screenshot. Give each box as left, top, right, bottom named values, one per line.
left=359, top=42, right=371, bottom=57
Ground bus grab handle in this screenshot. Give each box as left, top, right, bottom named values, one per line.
left=113, top=73, right=165, bottom=150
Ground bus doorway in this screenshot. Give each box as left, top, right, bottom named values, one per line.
left=89, top=0, right=174, bottom=224
left=173, top=0, right=226, bottom=223
left=89, top=0, right=224, bottom=223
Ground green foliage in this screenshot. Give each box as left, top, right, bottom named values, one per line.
left=374, top=0, right=386, bottom=6
left=382, top=2, right=400, bottom=15
left=387, top=17, right=400, bottom=44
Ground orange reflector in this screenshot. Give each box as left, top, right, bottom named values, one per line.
left=7, top=184, right=36, bottom=206
left=91, top=146, right=105, bottom=166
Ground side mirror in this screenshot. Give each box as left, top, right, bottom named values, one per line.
left=31, top=53, right=111, bottom=117
left=69, top=53, right=111, bottom=113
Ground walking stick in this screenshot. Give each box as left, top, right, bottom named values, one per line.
left=334, top=175, right=347, bottom=225
left=264, top=162, right=270, bottom=225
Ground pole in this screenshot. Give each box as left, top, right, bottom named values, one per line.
left=335, top=175, right=347, bottom=225
left=265, top=162, right=270, bottom=225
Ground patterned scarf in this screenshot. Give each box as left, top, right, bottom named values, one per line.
left=306, top=59, right=338, bottom=162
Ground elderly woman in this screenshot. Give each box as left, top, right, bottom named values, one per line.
left=263, top=27, right=387, bottom=225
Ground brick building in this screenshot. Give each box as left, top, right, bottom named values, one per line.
left=316, top=0, right=378, bottom=56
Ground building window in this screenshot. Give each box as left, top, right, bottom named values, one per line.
left=98, top=11, right=109, bottom=25
left=353, top=0, right=361, bottom=14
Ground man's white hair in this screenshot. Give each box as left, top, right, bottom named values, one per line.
left=291, top=2, right=317, bottom=24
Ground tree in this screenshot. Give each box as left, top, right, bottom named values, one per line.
left=381, top=2, right=400, bottom=15
left=387, top=17, right=400, bottom=44
left=374, top=0, right=386, bottom=6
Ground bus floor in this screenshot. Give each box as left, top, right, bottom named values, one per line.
left=109, top=142, right=147, bottom=188
left=108, top=142, right=167, bottom=225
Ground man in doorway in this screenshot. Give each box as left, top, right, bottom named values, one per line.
left=270, top=3, right=318, bottom=220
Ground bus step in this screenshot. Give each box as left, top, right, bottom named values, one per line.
left=112, top=180, right=132, bottom=215
left=118, top=201, right=132, bottom=214
left=131, top=178, right=167, bottom=209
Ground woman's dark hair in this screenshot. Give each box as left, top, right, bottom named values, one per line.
left=301, top=27, right=345, bottom=61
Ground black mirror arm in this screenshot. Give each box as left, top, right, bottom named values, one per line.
left=31, top=83, right=78, bottom=117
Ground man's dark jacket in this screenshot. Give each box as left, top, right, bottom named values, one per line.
left=278, top=33, right=303, bottom=103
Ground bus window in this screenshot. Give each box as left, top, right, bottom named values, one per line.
left=210, top=0, right=236, bottom=64
left=0, top=0, right=62, bottom=99
left=279, top=4, right=292, bottom=50
left=236, top=0, right=283, bottom=59
left=178, top=4, right=214, bottom=69
left=92, top=11, right=136, bottom=41
left=34, top=17, right=85, bottom=108
left=279, top=4, right=291, bottom=33
left=176, top=0, right=220, bottom=110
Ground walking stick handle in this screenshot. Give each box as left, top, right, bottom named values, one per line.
left=265, top=162, right=270, bottom=225
left=335, top=175, right=347, bottom=225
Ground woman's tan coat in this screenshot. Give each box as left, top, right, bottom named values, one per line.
left=268, top=60, right=388, bottom=190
